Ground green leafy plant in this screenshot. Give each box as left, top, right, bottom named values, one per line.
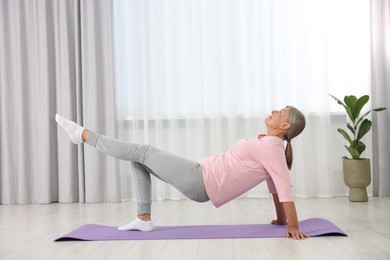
left=329, top=94, right=386, bottom=159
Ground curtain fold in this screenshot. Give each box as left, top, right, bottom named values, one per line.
left=0, top=0, right=59, bottom=203
left=0, top=0, right=119, bottom=204
left=54, top=0, right=83, bottom=203
left=371, top=0, right=390, bottom=197
left=80, top=0, right=120, bottom=202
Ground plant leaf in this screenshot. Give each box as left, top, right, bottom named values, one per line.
left=329, top=94, right=347, bottom=109
left=356, top=141, right=366, bottom=155
left=345, top=145, right=360, bottom=159
left=356, top=110, right=371, bottom=126
left=352, top=95, right=369, bottom=119
left=344, top=96, right=357, bottom=122
left=345, top=107, right=355, bottom=123
left=357, top=119, right=372, bottom=141
left=347, top=122, right=355, bottom=134
left=356, top=107, right=387, bottom=126
left=373, top=107, right=387, bottom=112
left=338, top=129, right=353, bottom=145
left=344, top=95, right=357, bottom=108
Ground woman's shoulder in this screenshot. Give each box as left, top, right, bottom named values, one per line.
left=237, top=136, right=282, bottom=153
left=257, top=135, right=284, bottom=145
left=256, top=137, right=285, bottom=156
left=236, top=136, right=283, bottom=150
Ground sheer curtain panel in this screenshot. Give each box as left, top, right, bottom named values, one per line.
left=371, top=0, right=390, bottom=197
left=0, top=0, right=380, bottom=205
left=113, top=0, right=372, bottom=201
left=0, top=0, right=119, bottom=204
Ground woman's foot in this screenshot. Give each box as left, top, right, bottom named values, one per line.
left=55, top=114, right=85, bottom=144
left=118, top=217, right=155, bottom=232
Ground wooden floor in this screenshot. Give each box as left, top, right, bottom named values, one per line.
left=0, top=197, right=389, bottom=260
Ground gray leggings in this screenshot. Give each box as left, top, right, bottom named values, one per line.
left=86, top=131, right=210, bottom=215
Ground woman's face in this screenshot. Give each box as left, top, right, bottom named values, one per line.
left=265, top=108, right=290, bottom=130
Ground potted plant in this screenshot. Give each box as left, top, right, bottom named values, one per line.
left=329, top=94, right=386, bottom=202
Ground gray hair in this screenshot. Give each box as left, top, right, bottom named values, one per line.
left=284, top=106, right=306, bottom=169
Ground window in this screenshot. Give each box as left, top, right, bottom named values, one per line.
left=113, top=0, right=370, bottom=119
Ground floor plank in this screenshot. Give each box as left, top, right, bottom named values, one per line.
left=0, top=197, right=389, bottom=260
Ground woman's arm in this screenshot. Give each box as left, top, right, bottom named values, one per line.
left=271, top=193, right=287, bottom=225
left=282, top=201, right=309, bottom=240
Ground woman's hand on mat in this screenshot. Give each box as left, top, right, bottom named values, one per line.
left=285, top=227, right=309, bottom=240
left=271, top=219, right=287, bottom=225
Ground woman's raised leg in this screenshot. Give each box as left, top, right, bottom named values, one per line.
left=56, top=114, right=209, bottom=231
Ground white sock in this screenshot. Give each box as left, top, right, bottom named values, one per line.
left=118, top=218, right=155, bottom=232
left=55, top=114, right=84, bottom=144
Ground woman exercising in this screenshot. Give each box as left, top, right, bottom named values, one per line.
left=56, top=106, right=308, bottom=239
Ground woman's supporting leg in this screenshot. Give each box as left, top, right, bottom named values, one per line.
left=116, top=162, right=155, bottom=231
left=132, top=162, right=152, bottom=216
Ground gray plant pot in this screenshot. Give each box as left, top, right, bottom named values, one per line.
left=343, top=159, right=371, bottom=202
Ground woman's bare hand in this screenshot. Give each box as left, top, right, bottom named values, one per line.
left=285, top=227, right=309, bottom=240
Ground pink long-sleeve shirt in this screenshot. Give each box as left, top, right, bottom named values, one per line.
left=198, top=135, right=293, bottom=208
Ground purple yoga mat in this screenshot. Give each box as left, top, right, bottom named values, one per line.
left=54, top=218, right=347, bottom=242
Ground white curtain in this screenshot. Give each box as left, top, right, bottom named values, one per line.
left=0, top=0, right=119, bottom=204
left=113, top=0, right=372, bottom=201
left=371, top=0, right=390, bottom=197
left=2, top=0, right=383, bottom=205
